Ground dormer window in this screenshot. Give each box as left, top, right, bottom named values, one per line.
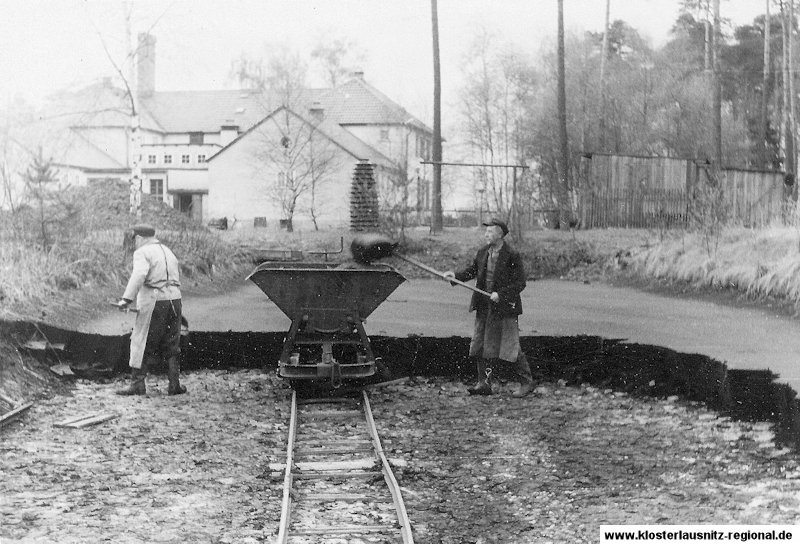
left=189, top=132, right=204, bottom=145
left=380, top=129, right=390, bottom=141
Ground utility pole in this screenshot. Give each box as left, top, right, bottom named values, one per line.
left=598, top=0, right=610, bottom=153
left=430, top=0, right=443, bottom=233
left=712, top=0, right=722, bottom=165
left=557, top=0, right=571, bottom=228
left=761, top=0, right=771, bottom=167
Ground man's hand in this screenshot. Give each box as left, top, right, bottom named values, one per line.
left=490, top=292, right=500, bottom=303
left=443, top=270, right=457, bottom=286
left=116, top=298, right=131, bottom=312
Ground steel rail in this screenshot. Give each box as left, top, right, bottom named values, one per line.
left=362, top=390, right=415, bottom=544
left=275, top=389, right=298, bottom=544
left=275, top=389, right=414, bottom=543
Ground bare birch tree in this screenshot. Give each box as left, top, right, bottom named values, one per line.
left=234, top=48, right=342, bottom=231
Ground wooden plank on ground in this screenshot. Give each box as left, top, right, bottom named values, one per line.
left=0, top=402, right=34, bottom=428
left=55, top=413, right=118, bottom=428
left=22, top=340, right=66, bottom=351
left=48, top=363, right=75, bottom=378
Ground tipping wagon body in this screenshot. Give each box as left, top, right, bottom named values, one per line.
left=247, top=262, right=405, bottom=384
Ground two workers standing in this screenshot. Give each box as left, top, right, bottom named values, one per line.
left=113, top=219, right=532, bottom=398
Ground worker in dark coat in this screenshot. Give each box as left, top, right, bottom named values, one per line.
left=115, top=223, right=186, bottom=396
left=445, top=218, right=534, bottom=397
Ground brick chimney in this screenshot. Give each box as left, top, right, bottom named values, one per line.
left=136, top=33, right=156, bottom=99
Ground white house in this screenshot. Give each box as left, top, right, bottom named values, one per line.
left=24, top=33, right=434, bottom=229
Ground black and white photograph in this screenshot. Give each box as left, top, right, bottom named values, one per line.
left=1, top=1, right=799, bottom=542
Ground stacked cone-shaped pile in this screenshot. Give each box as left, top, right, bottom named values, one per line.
left=350, top=161, right=379, bottom=231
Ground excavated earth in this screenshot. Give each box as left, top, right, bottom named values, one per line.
left=1, top=368, right=799, bottom=543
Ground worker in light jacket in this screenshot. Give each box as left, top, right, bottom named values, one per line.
left=444, top=218, right=533, bottom=397
left=116, top=223, right=186, bottom=396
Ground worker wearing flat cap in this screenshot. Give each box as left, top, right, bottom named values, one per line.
left=444, top=218, right=534, bottom=397
left=116, top=223, right=186, bottom=396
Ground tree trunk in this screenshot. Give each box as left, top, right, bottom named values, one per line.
left=790, top=0, right=797, bottom=187
left=430, top=0, right=443, bottom=233
left=761, top=0, right=771, bottom=167
left=598, top=0, right=610, bottom=152
left=557, top=0, right=571, bottom=228
left=712, top=0, right=722, bottom=165
left=125, top=2, right=142, bottom=217
left=782, top=1, right=795, bottom=177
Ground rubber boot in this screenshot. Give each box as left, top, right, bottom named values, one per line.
left=167, top=356, right=187, bottom=396
left=467, top=359, right=493, bottom=396
left=116, top=362, right=147, bottom=396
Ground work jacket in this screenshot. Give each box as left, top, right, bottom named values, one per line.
left=454, top=242, right=525, bottom=317
left=122, top=238, right=181, bottom=369
left=122, top=239, right=181, bottom=304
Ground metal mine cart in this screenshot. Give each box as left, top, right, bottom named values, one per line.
left=247, top=262, right=406, bottom=385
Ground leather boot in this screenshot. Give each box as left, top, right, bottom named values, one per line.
left=167, top=356, right=187, bottom=395
left=512, top=351, right=534, bottom=398
left=116, top=367, right=146, bottom=396
left=467, top=359, right=493, bottom=395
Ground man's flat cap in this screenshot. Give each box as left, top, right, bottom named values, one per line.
left=482, top=217, right=509, bottom=236
left=132, top=223, right=156, bottom=237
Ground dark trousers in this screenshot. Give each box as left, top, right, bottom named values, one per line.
left=145, top=299, right=182, bottom=360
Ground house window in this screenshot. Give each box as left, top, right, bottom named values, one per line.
left=197, top=154, right=206, bottom=163
left=147, top=154, right=156, bottom=164
left=181, top=154, right=190, bottom=164
left=164, top=154, right=172, bottom=164
left=149, top=178, right=164, bottom=200
left=189, top=132, right=204, bottom=145
left=380, top=128, right=390, bottom=141
left=277, top=171, right=286, bottom=188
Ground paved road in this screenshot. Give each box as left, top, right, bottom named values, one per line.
left=79, top=278, right=800, bottom=385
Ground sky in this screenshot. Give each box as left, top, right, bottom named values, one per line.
left=0, top=0, right=769, bottom=125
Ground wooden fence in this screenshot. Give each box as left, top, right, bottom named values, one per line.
left=579, top=153, right=788, bottom=228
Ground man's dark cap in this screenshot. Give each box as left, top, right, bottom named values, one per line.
left=482, top=217, right=509, bottom=236
left=132, top=223, right=156, bottom=237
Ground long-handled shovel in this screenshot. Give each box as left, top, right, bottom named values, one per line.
left=350, top=233, right=493, bottom=300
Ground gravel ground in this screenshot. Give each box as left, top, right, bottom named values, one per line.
left=1, top=370, right=799, bottom=544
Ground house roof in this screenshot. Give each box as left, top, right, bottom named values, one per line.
left=48, top=75, right=432, bottom=136
left=139, top=88, right=329, bottom=133
left=42, top=80, right=162, bottom=131
left=56, top=128, right=126, bottom=170
left=318, top=78, right=432, bottom=132
left=35, top=75, right=429, bottom=172
left=138, top=77, right=431, bottom=135
left=208, top=105, right=395, bottom=170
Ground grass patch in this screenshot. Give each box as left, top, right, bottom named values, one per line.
left=623, top=226, right=800, bottom=309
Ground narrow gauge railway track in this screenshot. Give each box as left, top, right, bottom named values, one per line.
left=275, top=389, right=414, bottom=543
